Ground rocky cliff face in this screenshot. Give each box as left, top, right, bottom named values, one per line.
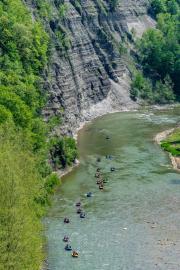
left=25, top=0, right=154, bottom=134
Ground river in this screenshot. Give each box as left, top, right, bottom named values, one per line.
left=45, top=107, right=180, bottom=270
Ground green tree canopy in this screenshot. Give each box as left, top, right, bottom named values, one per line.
left=133, top=0, right=180, bottom=102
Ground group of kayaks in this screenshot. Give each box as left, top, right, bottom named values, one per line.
left=63, top=235, right=78, bottom=257
left=63, top=220, right=78, bottom=257
left=64, top=241, right=78, bottom=258
left=63, top=240, right=78, bottom=257
left=63, top=199, right=89, bottom=258
left=95, top=166, right=112, bottom=190
left=96, top=153, right=115, bottom=189
left=62, top=144, right=116, bottom=259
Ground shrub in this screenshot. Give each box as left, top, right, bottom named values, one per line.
left=44, top=173, right=60, bottom=194
left=50, top=136, right=78, bottom=169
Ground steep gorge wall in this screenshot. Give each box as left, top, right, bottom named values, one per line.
left=25, top=0, right=153, bottom=134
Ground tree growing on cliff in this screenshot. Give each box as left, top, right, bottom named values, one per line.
left=132, top=0, right=179, bottom=103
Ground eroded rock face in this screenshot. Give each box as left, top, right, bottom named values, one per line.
left=25, top=0, right=153, bottom=133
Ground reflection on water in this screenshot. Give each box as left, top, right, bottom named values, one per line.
left=45, top=107, right=180, bottom=270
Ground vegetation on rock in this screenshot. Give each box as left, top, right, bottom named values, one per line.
left=131, top=0, right=180, bottom=103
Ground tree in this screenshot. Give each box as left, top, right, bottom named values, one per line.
left=136, top=3, right=180, bottom=99
left=50, top=136, right=77, bottom=169
left=0, top=127, right=44, bottom=270
left=0, top=105, right=12, bottom=124
left=151, top=0, right=167, bottom=16
left=154, top=75, right=175, bottom=103
left=131, top=71, right=153, bottom=102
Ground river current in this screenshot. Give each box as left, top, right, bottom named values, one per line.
left=45, top=107, right=180, bottom=270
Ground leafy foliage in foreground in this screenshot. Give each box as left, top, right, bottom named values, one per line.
left=0, top=0, right=48, bottom=136
left=0, top=1, right=77, bottom=269
left=0, top=125, right=62, bottom=270
left=131, top=0, right=180, bottom=103
left=0, top=126, right=43, bottom=270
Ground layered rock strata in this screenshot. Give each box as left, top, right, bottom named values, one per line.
left=25, top=0, right=154, bottom=133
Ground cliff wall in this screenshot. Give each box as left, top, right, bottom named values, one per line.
left=25, top=0, right=154, bottom=133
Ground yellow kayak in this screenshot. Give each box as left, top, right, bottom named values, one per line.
left=72, top=252, right=79, bottom=258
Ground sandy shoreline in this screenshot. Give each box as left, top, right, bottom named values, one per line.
left=154, top=128, right=175, bottom=144
left=154, top=129, right=180, bottom=172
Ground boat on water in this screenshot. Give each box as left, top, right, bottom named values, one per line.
left=77, top=208, right=82, bottom=214
left=65, top=244, right=72, bottom=251
left=64, top=218, right=70, bottom=223
left=72, top=251, right=79, bottom=258
left=86, top=192, right=92, bottom=197
left=80, top=212, right=86, bottom=218
left=63, top=236, right=69, bottom=242
left=76, top=202, right=81, bottom=207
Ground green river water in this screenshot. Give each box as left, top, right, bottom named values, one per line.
left=45, top=107, right=180, bottom=270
